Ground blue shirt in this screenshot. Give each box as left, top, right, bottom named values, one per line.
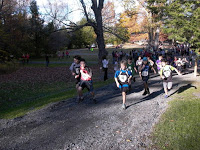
left=141, top=64, right=150, bottom=77
left=115, top=69, right=132, bottom=88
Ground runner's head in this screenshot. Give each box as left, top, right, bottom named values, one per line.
left=161, top=58, right=167, bottom=67
left=73, top=55, right=81, bottom=64
left=128, top=56, right=132, bottom=63
left=159, top=55, right=163, bottom=60
left=120, top=60, right=127, bottom=70
left=80, top=58, right=86, bottom=68
left=143, top=57, right=148, bottom=64
left=102, top=55, right=107, bottom=60
left=138, top=56, right=142, bottom=60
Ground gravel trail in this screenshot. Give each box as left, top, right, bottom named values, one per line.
left=0, top=72, right=199, bottom=150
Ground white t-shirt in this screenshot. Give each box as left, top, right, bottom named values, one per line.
left=102, top=59, right=109, bottom=68
left=114, top=61, right=118, bottom=71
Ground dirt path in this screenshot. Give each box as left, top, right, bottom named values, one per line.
left=0, top=71, right=199, bottom=150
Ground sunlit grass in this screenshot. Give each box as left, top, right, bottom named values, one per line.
left=151, top=84, right=200, bottom=150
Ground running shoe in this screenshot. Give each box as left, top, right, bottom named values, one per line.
left=142, top=90, right=147, bottom=96
left=164, top=95, right=168, bottom=99
left=122, top=104, right=126, bottom=110
left=78, top=97, right=84, bottom=103
left=92, top=98, right=97, bottom=104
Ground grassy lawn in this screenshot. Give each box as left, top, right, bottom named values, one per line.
left=151, top=83, right=200, bottom=150
left=0, top=78, right=114, bottom=119
left=29, top=47, right=141, bottom=63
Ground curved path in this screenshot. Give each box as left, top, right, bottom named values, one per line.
left=0, top=71, right=199, bottom=150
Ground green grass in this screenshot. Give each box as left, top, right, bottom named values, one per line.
left=0, top=78, right=114, bottom=119
left=29, top=47, right=140, bottom=63
left=151, top=84, right=200, bottom=150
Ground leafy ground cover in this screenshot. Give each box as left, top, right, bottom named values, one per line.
left=0, top=64, right=114, bottom=119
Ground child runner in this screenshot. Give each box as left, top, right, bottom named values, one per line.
left=114, top=60, right=132, bottom=110
left=160, top=59, right=182, bottom=98
left=76, top=59, right=96, bottom=103
left=139, top=57, right=156, bottom=95
left=156, top=55, right=163, bottom=73
left=136, top=56, right=143, bottom=72
left=102, top=56, right=109, bottom=81
left=182, top=57, right=188, bottom=70
left=69, top=55, right=81, bottom=97
left=176, top=57, right=183, bottom=73
left=127, top=56, right=137, bottom=83
left=114, top=60, right=119, bottom=73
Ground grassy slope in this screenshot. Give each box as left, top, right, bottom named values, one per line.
left=151, top=83, right=200, bottom=150
left=0, top=79, right=114, bottom=119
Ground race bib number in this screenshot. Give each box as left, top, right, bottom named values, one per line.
left=128, top=66, right=132, bottom=72
left=80, top=70, right=90, bottom=80
left=163, top=70, right=171, bottom=78
left=142, top=71, right=148, bottom=76
left=118, top=74, right=128, bottom=83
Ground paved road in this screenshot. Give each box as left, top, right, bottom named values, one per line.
left=0, top=71, right=199, bottom=150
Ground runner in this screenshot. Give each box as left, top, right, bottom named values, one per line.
left=176, top=57, right=183, bottom=73
left=102, top=56, right=109, bottom=81
left=76, top=59, right=96, bottom=103
left=127, top=56, right=137, bottom=83
left=182, top=57, right=188, bottom=70
left=69, top=55, right=81, bottom=98
left=114, top=60, right=132, bottom=110
left=160, top=59, right=182, bottom=98
left=136, top=56, right=143, bottom=72
left=114, top=59, right=119, bottom=73
left=139, top=57, right=156, bottom=96
left=156, top=55, right=163, bottom=73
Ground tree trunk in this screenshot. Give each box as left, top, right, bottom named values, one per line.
left=92, top=3, right=107, bottom=61
left=95, top=14, right=107, bottom=60
left=148, top=27, right=154, bottom=47
left=80, top=0, right=107, bottom=61
left=154, top=26, right=160, bottom=51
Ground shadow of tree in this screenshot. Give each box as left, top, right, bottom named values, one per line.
left=170, top=83, right=197, bottom=97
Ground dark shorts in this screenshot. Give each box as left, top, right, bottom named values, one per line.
left=76, top=79, right=80, bottom=85
left=79, top=80, right=94, bottom=92
left=142, top=76, right=149, bottom=82
left=120, top=87, right=129, bottom=93
left=119, top=84, right=129, bottom=93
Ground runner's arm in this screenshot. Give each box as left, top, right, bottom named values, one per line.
left=159, top=69, right=165, bottom=79
left=134, top=67, right=137, bottom=73
left=139, top=65, right=145, bottom=78
left=114, top=77, right=120, bottom=88
left=151, top=66, right=156, bottom=74
left=88, top=68, right=93, bottom=78
left=173, top=67, right=182, bottom=75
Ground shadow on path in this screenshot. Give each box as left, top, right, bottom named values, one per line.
left=170, top=83, right=197, bottom=97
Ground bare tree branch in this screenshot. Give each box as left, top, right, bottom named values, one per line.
left=80, top=0, right=90, bottom=21
left=52, top=22, right=91, bottom=33
left=103, top=26, right=126, bottom=42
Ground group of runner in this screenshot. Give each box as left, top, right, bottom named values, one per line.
left=69, top=56, right=96, bottom=104
left=70, top=46, right=197, bottom=109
